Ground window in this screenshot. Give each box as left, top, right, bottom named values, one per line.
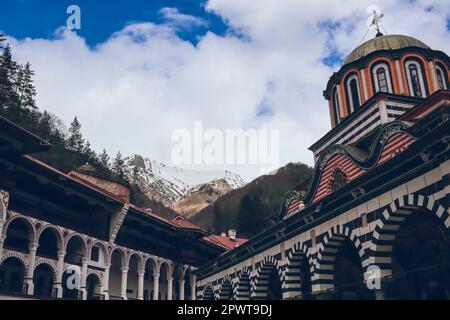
left=405, top=60, right=427, bottom=98
left=91, top=246, right=99, bottom=262
left=331, top=169, right=348, bottom=192
left=333, top=87, right=341, bottom=124
left=376, top=68, right=388, bottom=92
left=346, top=74, right=361, bottom=112
left=372, top=63, right=393, bottom=93
left=435, top=65, right=448, bottom=90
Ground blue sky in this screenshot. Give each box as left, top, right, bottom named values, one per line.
left=2, top=0, right=450, bottom=180
left=1, top=0, right=228, bottom=46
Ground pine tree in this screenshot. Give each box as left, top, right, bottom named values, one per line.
left=112, top=151, right=126, bottom=180
left=67, top=117, right=85, bottom=152
left=83, top=140, right=97, bottom=161
left=99, top=149, right=110, bottom=169
left=17, top=62, right=37, bottom=109
left=0, top=44, right=19, bottom=109
left=0, top=34, right=5, bottom=49
left=132, top=165, right=140, bottom=184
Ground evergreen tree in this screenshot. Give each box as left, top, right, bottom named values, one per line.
left=0, top=34, right=5, bottom=49
left=132, top=165, right=140, bottom=184
left=83, top=140, right=97, bottom=161
left=99, top=149, right=110, bottom=169
left=17, top=62, right=37, bottom=109
left=67, top=117, right=84, bottom=152
left=112, top=151, right=126, bottom=180
left=213, top=204, right=223, bottom=234
left=237, top=192, right=267, bottom=237
left=0, top=44, right=19, bottom=109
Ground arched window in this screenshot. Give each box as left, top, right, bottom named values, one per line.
left=372, top=63, right=393, bottom=93
left=435, top=64, right=448, bottom=90
left=405, top=60, right=427, bottom=98
left=331, top=169, right=347, bottom=192
left=332, top=87, right=341, bottom=125
left=346, top=74, right=361, bottom=112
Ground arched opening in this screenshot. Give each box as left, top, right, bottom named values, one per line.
left=405, top=60, right=427, bottom=98
left=235, top=273, right=251, bottom=300
left=218, top=279, right=233, bottom=300
left=86, top=274, right=102, bottom=300
left=0, top=257, right=25, bottom=294
left=90, top=243, right=107, bottom=265
left=4, top=218, right=33, bottom=253
left=203, top=284, right=214, bottom=300
left=435, top=64, right=448, bottom=90
left=285, top=252, right=312, bottom=299
left=65, top=235, right=86, bottom=266
left=143, top=259, right=155, bottom=300
left=254, top=262, right=282, bottom=300
left=386, top=211, right=450, bottom=299
left=36, top=228, right=60, bottom=260
left=372, top=63, right=393, bottom=93
left=184, top=269, right=192, bottom=300
left=345, top=74, right=361, bottom=112
left=127, top=254, right=140, bottom=300
left=108, top=249, right=125, bottom=300
left=62, top=267, right=81, bottom=299
left=333, top=238, right=373, bottom=299
left=159, top=262, right=170, bottom=300
left=267, top=266, right=282, bottom=299
left=332, top=87, right=341, bottom=125
left=33, top=264, right=54, bottom=297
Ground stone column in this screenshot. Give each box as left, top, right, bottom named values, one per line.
left=137, top=269, right=145, bottom=300
left=167, top=276, right=173, bottom=300
left=55, top=250, right=66, bottom=298
left=190, top=275, right=196, bottom=301
left=120, top=267, right=129, bottom=300
left=102, top=263, right=111, bottom=300
left=0, top=234, right=6, bottom=260
left=25, top=243, right=38, bottom=295
left=79, top=258, right=88, bottom=300
left=179, top=279, right=185, bottom=300
left=152, top=273, right=160, bottom=300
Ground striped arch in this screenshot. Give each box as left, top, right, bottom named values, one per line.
left=251, top=256, right=283, bottom=300
left=86, top=270, right=104, bottom=287
left=369, top=193, right=450, bottom=279
left=34, top=258, right=57, bottom=281
left=217, top=275, right=233, bottom=300
left=313, top=225, right=366, bottom=293
left=233, top=267, right=251, bottom=300
left=0, top=251, right=29, bottom=273
left=202, top=283, right=214, bottom=300
left=284, top=243, right=313, bottom=299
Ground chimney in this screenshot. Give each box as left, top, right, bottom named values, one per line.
left=228, top=229, right=237, bottom=241
left=220, top=232, right=226, bottom=237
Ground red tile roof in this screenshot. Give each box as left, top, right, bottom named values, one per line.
left=170, top=215, right=205, bottom=233
left=22, top=155, right=207, bottom=235
left=203, top=234, right=248, bottom=251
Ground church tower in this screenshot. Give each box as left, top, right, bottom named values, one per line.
left=310, top=33, right=450, bottom=160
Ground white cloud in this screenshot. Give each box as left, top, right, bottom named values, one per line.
left=6, top=0, right=450, bottom=181
left=159, top=7, right=208, bottom=29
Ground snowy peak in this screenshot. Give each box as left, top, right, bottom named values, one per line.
left=124, top=154, right=246, bottom=211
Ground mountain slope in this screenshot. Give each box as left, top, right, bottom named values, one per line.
left=189, top=162, right=313, bottom=237
left=124, top=154, right=246, bottom=213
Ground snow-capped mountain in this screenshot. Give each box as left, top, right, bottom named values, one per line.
left=124, top=154, right=247, bottom=213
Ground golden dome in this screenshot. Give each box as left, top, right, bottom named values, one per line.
left=343, top=34, right=429, bottom=65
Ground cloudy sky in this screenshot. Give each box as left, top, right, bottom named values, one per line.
left=1, top=0, right=450, bottom=181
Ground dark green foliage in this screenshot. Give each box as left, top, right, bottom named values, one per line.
left=190, top=163, right=313, bottom=237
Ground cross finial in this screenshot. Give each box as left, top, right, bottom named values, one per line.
left=366, top=5, right=385, bottom=37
